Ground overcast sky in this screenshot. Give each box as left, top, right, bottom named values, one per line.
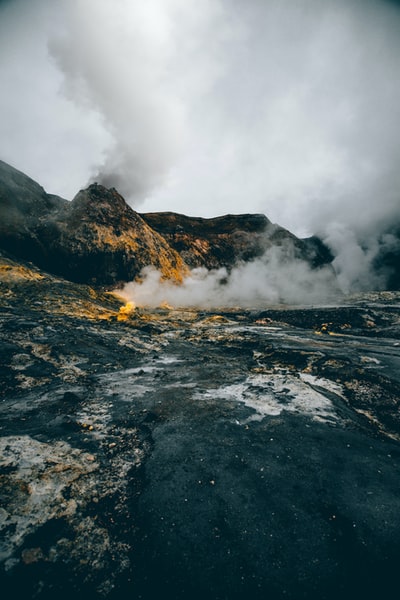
left=1, top=0, right=400, bottom=239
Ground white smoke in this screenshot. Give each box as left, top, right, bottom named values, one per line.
left=322, top=223, right=386, bottom=293
left=121, top=246, right=340, bottom=309
left=48, top=0, right=234, bottom=199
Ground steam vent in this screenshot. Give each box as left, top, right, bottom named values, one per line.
left=1, top=159, right=400, bottom=600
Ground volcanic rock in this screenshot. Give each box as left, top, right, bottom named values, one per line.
left=0, top=159, right=337, bottom=288
left=1, top=250, right=400, bottom=599
left=140, top=211, right=333, bottom=270
left=0, top=160, right=187, bottom=286
left=35, top=183, right=188, bottom=285
left=140, top=212, right=270, bottom=269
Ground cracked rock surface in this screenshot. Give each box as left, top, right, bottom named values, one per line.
left=1, top=256, right=400, bottom=599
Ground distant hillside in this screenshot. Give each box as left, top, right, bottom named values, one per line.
left=140, top=212, right=332, bottom=271
left=0, top=159, right=337, bottom=288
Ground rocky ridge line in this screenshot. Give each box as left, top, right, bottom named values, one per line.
left=0, top=159, right=337, bottom=288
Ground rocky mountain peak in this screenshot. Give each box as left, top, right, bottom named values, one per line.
left=69, top=183, right=142, bottom=229
left=0, top=159, right=342, bottom=289
left=0, top=161, right=188, bottom=286
left=71, top=182, right=126, bottom=212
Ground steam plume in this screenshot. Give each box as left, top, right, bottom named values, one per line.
left=49, top=0, right=231, bottom=199
left=121, top=247, right=340, bottom=309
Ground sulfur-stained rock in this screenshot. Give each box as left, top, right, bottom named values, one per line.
left=37, top=184, right=189, bottom=286
left=140, top=211, right=334, bottom=270
left=0, top=160, right=334, bottom=289
left=0, top=161, right=188, bottom=286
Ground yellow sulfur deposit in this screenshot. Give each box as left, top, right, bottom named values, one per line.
left=117, top=301, right=136, bottom=321
left=0, top=263, right=44, bottom=282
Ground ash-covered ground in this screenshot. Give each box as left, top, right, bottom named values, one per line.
left=1, top=256, right=400, bottom=600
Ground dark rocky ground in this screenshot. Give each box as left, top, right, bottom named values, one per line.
left=1, top=255, right=400, bottom=600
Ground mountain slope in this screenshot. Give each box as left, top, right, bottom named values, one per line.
left=35, top=184, right=188, bottom=285
left=0, top=159, right=337, bottom=288
left=0, top=161, right=187, bottom=286
left=140, top=211, right=333, bottom=270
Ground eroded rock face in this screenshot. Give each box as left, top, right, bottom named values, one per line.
left=140, top=212, right=271, bottom=269
left=140, top=212, right=333, bottom=270
left=0, top=161, right=187, bottom=286
left=36, top=184, right=188, bottom=285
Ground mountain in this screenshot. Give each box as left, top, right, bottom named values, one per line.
left=0, top=159, right=334, bottom=287
left=140, top=212, right=333, bottom=271
left=0, top=160, right=187, bottom=286
left=33, top=183, right=188, bottom=285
